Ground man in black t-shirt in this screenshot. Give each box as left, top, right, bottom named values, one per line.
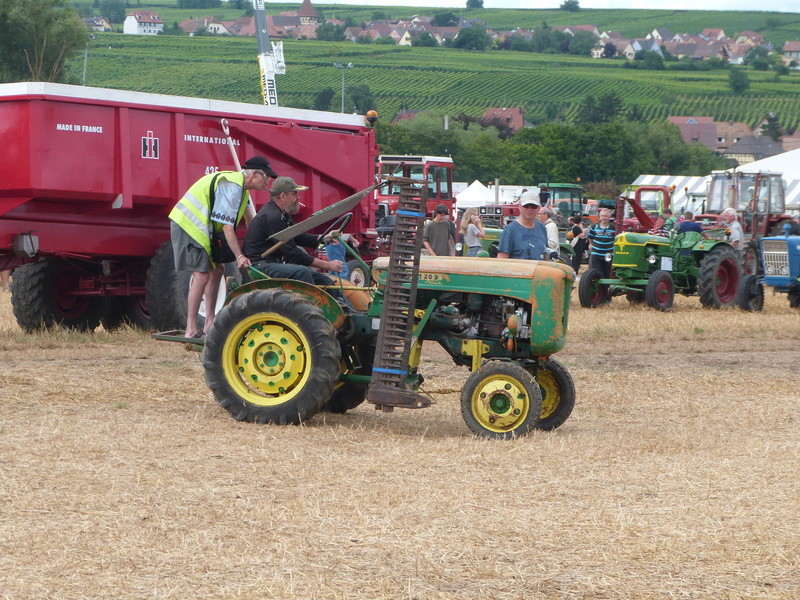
left=243, top=177, right=342, bottom=286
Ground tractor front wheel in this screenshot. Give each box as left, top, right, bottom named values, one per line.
left=736, top=274, right=764, bottom=312
left=347, top=260, right=369, bottom=287
left=530, top=358, right=575, bottom=431
left=578, top=268, right=610, bottom=308
left=698, top=245, right=740, bottom=308
left=461, top=361, right=542, bottom=439
left=203, top=289, right=341, bottom=424
left=645, top=270, right=674, bottom=311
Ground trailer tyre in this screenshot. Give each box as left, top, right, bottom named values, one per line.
left=145, top=241, right=182, bottom=330
left=736, top=274, right=764, bottom=312
left=203, top=289, right=340, bottom=424
left=11, top=258, right=101, bottom=332
left=100, top=296, right=153, bottom=331
left=698, top=245, right=740, bottom=308
left=645, top=270, right=674, bottom=311
left=461, top=361, right=542, bottom=439
left=578, top=268, right=610, bottom=308
left=530, top=358, right=575, bottom=431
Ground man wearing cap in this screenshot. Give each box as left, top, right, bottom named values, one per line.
left=243, top=176, right=343, bottom=286
left=496, top=191, right=548, bottom=261
left=423, top=204, right=456, bottom=256
left=169, top=156, right=277, bottom=338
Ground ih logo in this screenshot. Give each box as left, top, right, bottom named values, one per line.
left=141, top=130, right=160, bottom=159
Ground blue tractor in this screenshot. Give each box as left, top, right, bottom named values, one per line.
left=737, top=223, right=800, bottom=310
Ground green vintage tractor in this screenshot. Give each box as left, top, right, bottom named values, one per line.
left=578, top=229, right=741, bottom=311
left=157, top=179, right=576, bottom=439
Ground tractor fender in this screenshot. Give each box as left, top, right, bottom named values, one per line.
left=690, top=238, right=734, bottom=255
left=225, top=278, right=345, bottom=329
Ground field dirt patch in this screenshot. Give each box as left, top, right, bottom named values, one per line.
left=1, top=288, right=798, bottom=600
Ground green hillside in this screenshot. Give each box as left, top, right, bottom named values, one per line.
left=77, top=31, right=800, bottom=130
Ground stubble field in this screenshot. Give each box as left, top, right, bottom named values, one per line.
left=0, top=287, right=798, bottom=600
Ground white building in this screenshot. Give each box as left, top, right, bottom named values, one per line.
left=123, top=11, right=164, bottom=36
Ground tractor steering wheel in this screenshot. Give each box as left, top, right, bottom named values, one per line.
left=319, top=212, right=353, bottom=242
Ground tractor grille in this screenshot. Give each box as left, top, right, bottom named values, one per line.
left=762, top=239, right=789, bottom=276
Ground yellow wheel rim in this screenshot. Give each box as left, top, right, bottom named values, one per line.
left=470, top=374, right=531, bottom=433
left=537, top=368, right=561, bottom=420
left=221, top=313, right=310, bottom=407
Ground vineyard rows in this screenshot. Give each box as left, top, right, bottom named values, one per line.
left=79, top=34, right=800, bottom=130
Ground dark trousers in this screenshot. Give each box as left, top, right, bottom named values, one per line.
left=250, top=260, right=341, bottom=297
left=589, top=254, right=612, bottom=278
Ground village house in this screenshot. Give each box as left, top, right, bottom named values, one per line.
left=83, top=17, right=112, bottom=32
left=723, top=135, right=783, bottom=165
left=668, top=116, right=753, bottom=154
left=123, top=10, right=163, bottom=36
left=782, top=41, right=800, bottom=64
left=179, top=17, right=231, bottom=36
left=481, top=107, right=526, bottom=134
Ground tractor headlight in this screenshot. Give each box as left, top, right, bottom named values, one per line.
left=780, top=265, right=789, bottom=276
left=604, top=252, right=612, bottom=262
left=765, top=265, right=774, bottom=275
left=647, top=254, right=658, bottom=264
left=455, top=242, right=463, bottom=253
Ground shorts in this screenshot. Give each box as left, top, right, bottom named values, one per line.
left=170, top=220, right=212, bottom=272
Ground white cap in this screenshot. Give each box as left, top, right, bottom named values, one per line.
left=519, top=191, right=540, bottom=207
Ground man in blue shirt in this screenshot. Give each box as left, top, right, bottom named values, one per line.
left=587, top=207, right=616, bottom=277
left=677, top=211, right=705, bottom=235
left=497, top=191, right=548, bottom=260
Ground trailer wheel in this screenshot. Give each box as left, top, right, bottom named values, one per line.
left=461, top=361, right=542, bottom=439
left=347, top=260, right=369, bottom=287
left=203, top=289, right=340, bottom=424
left=11, top=258, right=101, bottom=332
left=736, top=274, right=764, bottom=312
left=645, top=270, right=674, bottom=311
left=145, top=241, right=182, bottom=330
left=698, top=245, right=740, bottom=308
left=530, top=358, right=575, bottom=431
left=578, top=268, right=609, bottom=308
left=100, top=296, right=153, bottom=331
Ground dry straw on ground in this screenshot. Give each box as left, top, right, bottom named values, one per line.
left=0, top=287, right=798, bottom=599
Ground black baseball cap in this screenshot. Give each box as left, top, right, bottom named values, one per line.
left=243, top=156, right=278, bottom=178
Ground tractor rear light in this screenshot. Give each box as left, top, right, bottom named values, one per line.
left=604, top=252, right=612, bottom=262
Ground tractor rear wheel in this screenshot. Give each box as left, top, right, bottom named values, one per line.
left=698, top=245, right=740, bottom=308
left=324, top=343, right=375, bottom=414
left=11, top=258, right=102, bottom=332
left=530, top=358, right=575, bottom=431
left=578, top=268, right=610, bottom=308
left=203, top=289, right=340, bottom=424
left=736, top=274, right=764, bottom=312
left=645, top=270, right=674, bottom=311
left=347, top=260, right=369, bottom=287
left=461, top=361, right=542, bottom=439
left=145, top=241, right=183, bottom=331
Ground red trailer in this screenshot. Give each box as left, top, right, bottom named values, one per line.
left=0, top=82, right=378, bottom=331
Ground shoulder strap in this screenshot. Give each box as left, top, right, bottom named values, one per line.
left=208, top=173, right=223, bottom=216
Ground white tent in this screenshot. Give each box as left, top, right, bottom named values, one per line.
left=732, top=148, right=800, bottom=210
left=630, top=174, right=709, bottom=214
left=455, top=180, right=496, bottom=208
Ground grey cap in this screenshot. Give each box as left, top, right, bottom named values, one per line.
left=270, top=176, right=308, bottom=195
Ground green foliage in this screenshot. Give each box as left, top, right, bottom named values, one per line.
left=567, top=31, right=596, bottom=56
left=728, top=68, right=750, bottom=95
left=560, top=0, right=580, bottom=12
left=316, top=23, right=346, bottom=42
left=374, top=36, right=395, bottom=45
left=0, top=0, right=88, bottom=83
left=453, top=25, right=491, bottom=51
left=412, top=32, right=438, bottom=47
left=745, top=46, right=771, bottom=70
left=313, top=87, right=334, bottom=111
left=466, top=0, right=483, bottom=8
left=177, top=0, right=220, bottom=8
left=432, top=12, right=459, bottom=27
left=99, top=0, right=125, bottom=23
left=760, top=112, right=783, bottom=141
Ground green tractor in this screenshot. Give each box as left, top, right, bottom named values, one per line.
left=157, top=179, right=577, bottom=439
left=578, top=229, right=741, bottom=311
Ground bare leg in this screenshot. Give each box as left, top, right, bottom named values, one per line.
left=0, top=269, right=9, bottom=290
left=202, top=265, right=224, bottom=332
left=185, top=270, right=211, bottom=337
